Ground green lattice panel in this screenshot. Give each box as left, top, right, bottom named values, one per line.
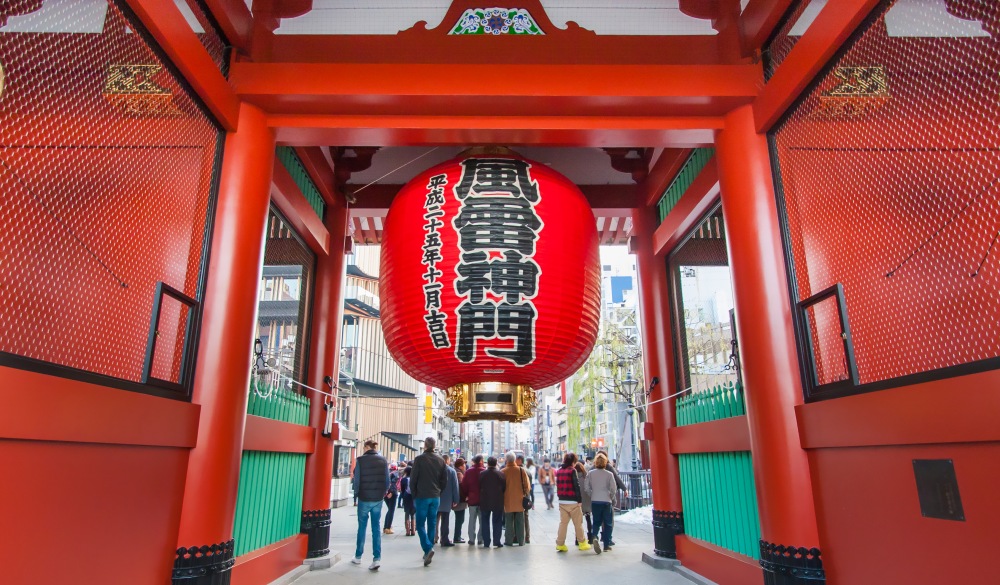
left=676, top=381, right=746, bottom=426
left=276, top=146, right=325, bottom=220
left=657, top=148, right=715, bottom=223
left=679, top=451, right=762, bottom=559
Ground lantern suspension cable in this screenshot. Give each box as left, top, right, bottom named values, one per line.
left=350, top=147, right=441, bottom=196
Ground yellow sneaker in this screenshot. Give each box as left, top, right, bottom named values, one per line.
left=577, top=543, right=591, bottom=551
left=556, top=545, right=569, bottom=552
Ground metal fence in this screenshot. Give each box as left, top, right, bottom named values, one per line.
left=615, top=470, right=652, bottom=512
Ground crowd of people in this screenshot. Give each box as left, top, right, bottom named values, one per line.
left=351, top=436, right=629, bottom=570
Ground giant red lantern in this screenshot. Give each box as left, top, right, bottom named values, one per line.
left=380, top=148, right=600, bottom=422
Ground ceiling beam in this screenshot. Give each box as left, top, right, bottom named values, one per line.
left=347, top=184, right=640, bottom=216
left=741, top=0, right=796, bottom=54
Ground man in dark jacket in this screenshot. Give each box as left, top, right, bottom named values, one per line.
left=409, top=437, right=447, bottom=565
left=477, top=457, right=506, bottom=548
left=461, top=455, right=485, bottom=545
left=351, top=440, right=389, bottom=570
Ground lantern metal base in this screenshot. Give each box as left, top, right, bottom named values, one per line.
left=446, top=382, right=537, bottom=422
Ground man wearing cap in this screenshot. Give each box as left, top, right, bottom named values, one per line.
left=410, top=436, right=448, bottom=566
left=383, top=463, right=400, bottom=535
left=351, top=440, right=389, bottom=571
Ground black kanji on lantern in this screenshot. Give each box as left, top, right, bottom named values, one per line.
left=452, top=158, right=542, bottom=366
left=421, top=173, right=451, bottom=349
left=454, top=158, right=539, bottom=202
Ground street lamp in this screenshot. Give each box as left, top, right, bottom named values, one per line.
left=621, top=373, right=640, bottom=472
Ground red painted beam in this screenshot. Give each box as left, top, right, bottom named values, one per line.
left=349, top=183, right=639, bottom=213
left=233, top=63, right=761, bottom=105
left=741, top=0, right=796, bottom=54
left=231, top=534, right=308, bottom=585
left=124, top=0, right=240, bottom=130
left=270, top=115, right=722, bottom=148
left=271, top=160, right=331, bottom=256
left=754, top=0, right=882, bottom=132
left=797, top=369, right=1000, bottom=449
left=676, top=535, right=764, bottom=585
left=242, top=415, right=316, bottom=454
left=668, top=415, right=752, bottom=454
left=652, top=155, right=720, bottom=255
left=638, top=149, right=692, bottom=207
left=0, top=366, right=200, bottom=448
left=202, top=0, right=254, bottom=54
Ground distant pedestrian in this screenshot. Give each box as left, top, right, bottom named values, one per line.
left=516, top=455, right=533, bottom=543
left=554, top=453, right=589, bottom=552
left=584, top=453, right=618, bottom=554
left=462, top=455, right=486, bottom=545
left=383, top=464, right=399, bottom=535
left=453, top=458, right=468, bottom=543
left=410, top=437, right=448, bottom=566
left=351, top=440, right=389, bottom=571
left=504, top=454, right=531, bottom=546
left=576, top=461, right=593, bottom=543
left=478, top=457, right=506, bottom=548
left=437, top=454, right=461, bottom=547
left=538, top=458, right=556, bottom=509
left=400, top=467, right=415, bottom=536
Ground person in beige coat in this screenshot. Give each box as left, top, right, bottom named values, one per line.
left=502, top=453, right=531, bottom=546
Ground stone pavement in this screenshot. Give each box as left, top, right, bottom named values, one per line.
left=294, top=493, right=698, bottom=585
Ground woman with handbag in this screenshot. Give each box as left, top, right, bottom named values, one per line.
left=502, top=453, right=531, bottom=546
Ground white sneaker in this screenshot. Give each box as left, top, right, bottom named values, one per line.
left=369, top=560, right=380, bottom=571
left=351, top=556, right=362, bottom=565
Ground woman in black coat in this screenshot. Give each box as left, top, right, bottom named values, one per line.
left=477, top=457, right=506, bottom=548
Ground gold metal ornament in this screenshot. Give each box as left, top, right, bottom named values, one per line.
left=103, top=64, right=184, bottom=117
left=446, top=382, right=537, bottom=422
left=813, top=65, right=891, bottom=119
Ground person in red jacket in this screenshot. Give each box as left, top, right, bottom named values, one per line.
left=554, top=452, right=589, bottom=552
left=460, top=455, right=486, bottom=545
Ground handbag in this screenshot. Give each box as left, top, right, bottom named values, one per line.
left=521, top=468, right=533, bottom=510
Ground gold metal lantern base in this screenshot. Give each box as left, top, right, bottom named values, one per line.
left=445, top=382, right=537, bottom=422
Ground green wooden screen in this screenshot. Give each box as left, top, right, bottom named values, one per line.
left=275, top=146, right=325, bottom=220
left=248, top=379, right=311, bottom=425
left=676, top=380, right=745, bottom=426
left=676, top=382, right=762, bottom=558
left=657, top=147, right=715, bottom=223
left=232, top=451, right=307, bottom=557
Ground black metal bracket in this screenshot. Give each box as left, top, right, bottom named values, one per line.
left=142, top=281, right=199, bottom=395
left=760, top=541, right=826, bottom=584
left=172, top=540, right=235, bottom=585
left=797, top=283, right=859, bottom=399
left=652, top=509, right=684, bottom=559
left=301, top=509, right=332, bottom=558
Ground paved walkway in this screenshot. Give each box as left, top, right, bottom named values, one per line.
left=296, top=494, right=695, bottom=585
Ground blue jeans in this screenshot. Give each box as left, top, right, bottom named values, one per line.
left=413, top=497, right=440, bottom=554
left=591, top=502, right=614, bottom=547
left=356, top=500, right=383, bottom=560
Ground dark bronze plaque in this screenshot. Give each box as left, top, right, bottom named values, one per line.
left=913, top=459, right=965, bottom=521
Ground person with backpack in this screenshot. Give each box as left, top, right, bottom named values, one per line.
left=452, top=458, right=468, bottom=543
left=351, top=440, right=389, bottom=571
left=383, top=464, right=399, bottom=535
left=461, top=455, right=486, bottom=545
left=502, top=453, right=530, bottom=546
left=400, top=467, right=415, bottom=536
left=537, top=458, right=556, bottom=509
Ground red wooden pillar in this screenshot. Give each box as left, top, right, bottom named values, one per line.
left=173, top=103, right=276, bottom=584
left=299, top=198, right=350, bottom=562
left=631, top=206, right=684, bottom=559
left=716, top=105, right=825, bottom=583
